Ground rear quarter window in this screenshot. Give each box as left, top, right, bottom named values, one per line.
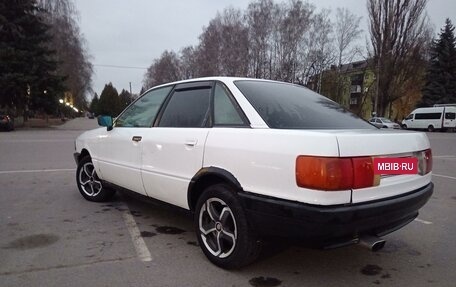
left=445, top=112, right=456, bottom=120
left=234, top=80, right=374, bottom=129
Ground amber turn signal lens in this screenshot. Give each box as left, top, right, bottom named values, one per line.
left=296, top=156, right=377, bottom=191
left=296, top=156, right=353, bottom=191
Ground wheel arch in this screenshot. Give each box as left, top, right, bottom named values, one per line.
left=76, top=148, right=91, bottom=164
left=188, top=167, right=243, bottom=212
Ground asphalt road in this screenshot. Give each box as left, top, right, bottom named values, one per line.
left=0, top=119, right=455, bottom=287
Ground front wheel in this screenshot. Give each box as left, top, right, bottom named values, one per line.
left=194, top=184, right=261, bottom=269
left=76, top=155, right=115, bottom=202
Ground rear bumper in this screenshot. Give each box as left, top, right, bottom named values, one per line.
left=239, top=183, right=433, bottom=247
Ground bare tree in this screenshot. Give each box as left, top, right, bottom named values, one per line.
left=143, top=50, right=181, bottom=88
left=368, top=0, right=430, bottom=116
left=296, top=8, right=334, bottom=89
left=195, top=17, right=223, bottom=77
left=333, top=7, right=363, bottom=102
left=180, top=46, right=198, bottom=79
left=245, top=0, right=275, bottom=78
left=335, top=8, right=363, bottom=68
left=219, top=8, right=250, bottom=76
left=194, top=8, right=250, bottom=77
left=271, top=0, right=314, bottom=82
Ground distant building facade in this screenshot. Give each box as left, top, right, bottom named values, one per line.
left=308, top=60, right=376, bottom=119
left=308, top=60, right=421, bottom=121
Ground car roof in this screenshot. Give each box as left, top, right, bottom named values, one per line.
left=143, top=77, right=287, bottom=95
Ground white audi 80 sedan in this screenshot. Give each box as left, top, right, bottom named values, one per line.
left=74, top=77, right=433, bottom=269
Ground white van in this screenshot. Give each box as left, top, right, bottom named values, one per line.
left=402, top=106, right=456, bottom=131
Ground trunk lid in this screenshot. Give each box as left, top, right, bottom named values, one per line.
left=334, top=129, right=432, bottom=203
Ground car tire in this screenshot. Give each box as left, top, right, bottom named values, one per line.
left=402, top=124, right=407, bottom=129
left=427, top=125, right=434, bottom=132
left=76, top=155, right=115, bottom=202
left=194, top=184, right=261, bottom=269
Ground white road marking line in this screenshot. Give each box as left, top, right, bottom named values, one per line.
left=121, top=208, right=152, bottom=262
left=433, top=173, right=456, bottom=180
left=414, top=218, right=433, bottom=225
left=0, top=168, right=75, bottom=174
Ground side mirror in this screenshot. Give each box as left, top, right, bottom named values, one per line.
left=97, top=115, right=113, bottom=131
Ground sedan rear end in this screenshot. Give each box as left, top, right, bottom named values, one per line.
left=216, top=79, right=434, bottom=248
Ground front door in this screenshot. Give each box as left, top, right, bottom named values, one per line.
left=94, top=85, right=172, bottom=196
left=95, top=127, right=146, bottom=195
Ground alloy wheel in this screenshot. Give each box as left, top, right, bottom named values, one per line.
left=198, top=198, right=237, bottom=258
left=78, top=162, right=102, bottom=197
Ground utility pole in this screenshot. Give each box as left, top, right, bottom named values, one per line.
left=374, top=59, right=379, bottom=117
left=129, top=82, right=132, bottom=95
left=374, top=45, right=381, bottom=117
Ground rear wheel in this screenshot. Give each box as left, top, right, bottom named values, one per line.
left=76, top=155, right=115, bottom=202
left=194, top=184, right=261, bottom=269
left=427, top=125, right=435, bottom=132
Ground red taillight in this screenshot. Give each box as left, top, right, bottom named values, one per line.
left=424, top=149, right=432, bottom=174
left=352, top=157, right=377, bottom=189
left=417, top=149, right=432, bottom=175
left=296, top=156, right=378, bottom=191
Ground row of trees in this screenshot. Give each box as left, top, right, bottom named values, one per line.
left=0, top=0, right=92, bottom=119
left=89, top=83, right=134, bottom=117
left=144, top=0, right=363, bottom=92
left=144, top=0, right=455, bottom=117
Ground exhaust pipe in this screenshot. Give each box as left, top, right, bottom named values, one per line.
left=359, top=235, right=386, bottom=252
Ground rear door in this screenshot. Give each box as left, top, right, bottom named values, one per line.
left=140, top=81, right=212, bottom=209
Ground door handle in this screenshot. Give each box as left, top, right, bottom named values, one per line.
left=185, top=139, right=198, bottom=147
left=132, top=136, right=142, bottom=142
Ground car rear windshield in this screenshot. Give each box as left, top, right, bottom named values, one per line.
left=234, top=80, right=374, bottom=129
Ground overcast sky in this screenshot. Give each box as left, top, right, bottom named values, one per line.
left=74, top=0, right=456, bottom=98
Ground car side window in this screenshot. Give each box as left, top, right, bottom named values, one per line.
left=376, top=119, right=382, bottom=124
left=214, top=83, right=244, bottom=126
left=445, top=112, right=456, bottom=120
left=114, top=86, right=172, bottom=127
left=405, top=114, right=414, bottom=120
left=158, top=88, right=211, bottom=127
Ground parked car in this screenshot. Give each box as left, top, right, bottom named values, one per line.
left=0, top=113, right=14, bottom=131
left=368, top=117, right=401, bottom=129
left=74, top=77, right=433, bottom=269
